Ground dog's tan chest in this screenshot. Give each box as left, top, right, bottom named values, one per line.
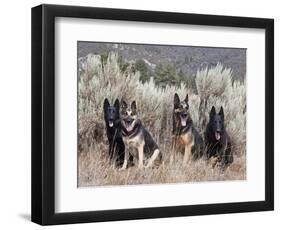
left=171, top=129, right=195, bottom=164
left=123, top=132, right=145, bottom=166
left=123, top=133, right=144, bottom=149
left=178, top=130, right=194, bottom=146
left=172, top=130, right=194, bottom=152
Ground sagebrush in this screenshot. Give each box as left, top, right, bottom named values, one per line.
left=78, top=52, right=246, bottom=187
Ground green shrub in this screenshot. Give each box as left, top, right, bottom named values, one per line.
left=134, top=59, right=150, bottom=83
left=154, top=63, right=178, bottom=87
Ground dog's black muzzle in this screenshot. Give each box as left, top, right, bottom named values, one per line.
left=123, top=118, right=133, bottom=125
left=180, top=113, right=188, bottom=118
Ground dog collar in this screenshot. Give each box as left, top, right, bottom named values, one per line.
left=181, top=124, right=192, bottom=134
left=122, top=121, right=141, bottom=137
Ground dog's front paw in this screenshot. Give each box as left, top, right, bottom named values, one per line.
left=144, top=161, right=153, bottom=168
left=210, top=157, right=219, bottom=168
left=217, top=161, right=227, bottom=172
left=119, top=166, right=126, bottom=171
left=119, top=159, right=128, bottom=171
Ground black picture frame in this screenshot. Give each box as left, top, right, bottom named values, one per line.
left=31, top=4, right=274, bottom=225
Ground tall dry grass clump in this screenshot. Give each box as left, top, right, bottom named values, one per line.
left=78, top=53, right=246, bottom=187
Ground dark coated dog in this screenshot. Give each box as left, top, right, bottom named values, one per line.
left=119, top=100, right=162, bottom=169
left=103, top=98, right=126, bottom=167
left=204, top=106, right=233, bottom=169
left=172, top=93, right=204, bottom=164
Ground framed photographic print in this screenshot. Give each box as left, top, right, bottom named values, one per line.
left=31, top=4, right=274, bottom=225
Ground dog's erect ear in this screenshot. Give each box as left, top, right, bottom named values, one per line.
left=184, top=94, right=189, bottom=103
left=174, top=93, right=180, bottom=108
left=121, top=99, right=127, bottom=109
left=103, top=98, right=110, bottom=112
left=131, top=101, right=137, bottom=112
left=219, top=106, right=224, bottom=120
left=210, top=106, right=216, bottom=119
left=114, top=99, right=120, bottom=111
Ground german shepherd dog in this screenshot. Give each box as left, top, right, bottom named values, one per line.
left=205, top=106, right=233, bottom=169
left=172, top=93, right=203, bottom=164
left=103, top=98, right=126, bottom=167
left=119, top=100, right=162, bottom=170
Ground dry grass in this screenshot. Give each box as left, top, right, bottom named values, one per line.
left=78, top=52, right=246, bottom=187
left=78, top=145, right=246, bottom=187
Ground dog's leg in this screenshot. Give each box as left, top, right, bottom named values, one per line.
left=183, top=145, right=192, bottom=164
left=170, top=137, right=176, bottom=164
left=211, top=156, right=219, bottom=168
left=137, top=144, right=144, bottom=169
left=119, top=146, right=128, bottom=171
left=145, top=149, right=160, bottom=168
left=224, top=140, right=233, bottom=165
left=169, top=151, right=174, bottom=165
left=217, top=148, right=230, bottom=171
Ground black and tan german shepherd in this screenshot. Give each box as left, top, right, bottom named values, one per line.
left=103, top=98, right=126, bottom=167
left=172, top=93, right=204, bottom=164
left=119, top=100, right=162, bottom=170
left=204, top=106, right=233, bottom=169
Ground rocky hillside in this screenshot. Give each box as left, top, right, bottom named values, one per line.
left=78, top=42, right=246, bottom=81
